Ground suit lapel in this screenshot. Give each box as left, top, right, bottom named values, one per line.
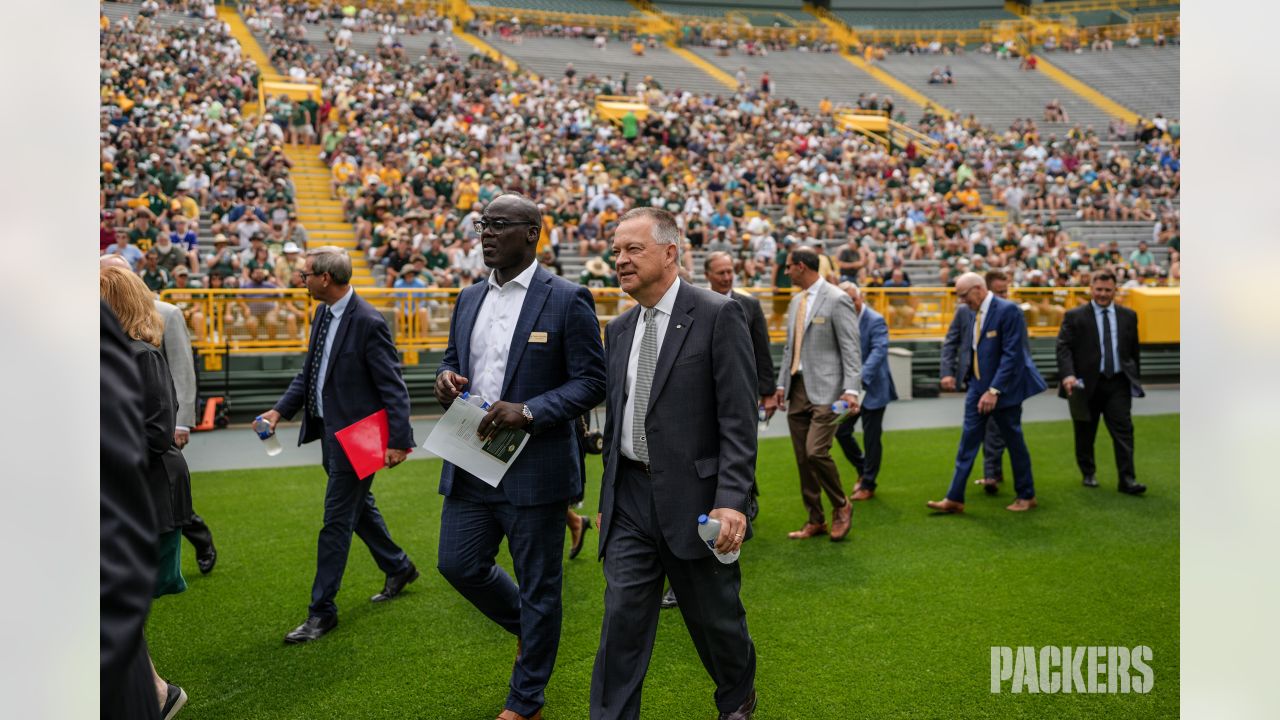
left=805, top=285, right=828, bottom=331
left=647, top=282, right=695, bottom=412
left=323, top=292, right=359, bottom=391
left=454, top=283, right=487, bottom=378
left=499, top=267, right=552, bottom=399
left=611, top=308, right=639, bottom=414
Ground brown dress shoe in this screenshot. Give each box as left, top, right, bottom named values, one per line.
left=496, top=709, right=542, bottom=720
left=829, top=500, right=853, bottom=541
left=926, top=499, right=965, bottom=514
left=851, top=488, right=874, bottom=501
left=1006, top=498, right=1038, bottom=512
left=787, top=522, right=828, bottom=539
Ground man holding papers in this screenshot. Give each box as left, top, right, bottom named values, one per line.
left=434, top=193, right=606, bottom=720
left=258, top=246, right=419, bottom=645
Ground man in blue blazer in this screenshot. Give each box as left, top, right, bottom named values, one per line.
left=260, top=247, right=419, bottom=644
left=434, top=194, right=606, bottom=720
left=940, top=270, right=1013, bottom=494
left=835, top=282, right=897, bottom=500
left=928, top=272, right=1047, bottom=513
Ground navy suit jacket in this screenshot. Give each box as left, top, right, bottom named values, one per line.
left=275, top=291, right=415, bottom=466
left=857, top=305, right=898, bottom=410
left=437, top=265, right=606, bottom=507
left=969, top=295, right=1048, bottom=407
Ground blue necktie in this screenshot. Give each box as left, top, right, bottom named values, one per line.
left=309, top=308, right=332, bottom=416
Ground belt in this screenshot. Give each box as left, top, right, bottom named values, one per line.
left=621, top=456, right=651, bottom=474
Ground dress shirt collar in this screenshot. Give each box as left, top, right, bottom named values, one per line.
left=328, top=286, right=355, bottom=317
left=487, top=259, right=538, bottom=290
left=641, top=276, right=682, bottom=318
left=1092, top=300, right=1113, bottom=315
left=977, top=289, right=994, bottom=317
left=805, top=276, right=826, bottom=299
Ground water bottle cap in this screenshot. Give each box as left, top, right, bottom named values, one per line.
left=698, top=514, right=709, bottom=524
left=460, top=391, right=470, bottom=399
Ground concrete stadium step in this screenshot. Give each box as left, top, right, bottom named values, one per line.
left=1044, top=46, right=1179, bottom=118
left=494, top=36, right=730, bottom=96
left=685, top=45, right=904, bottom=112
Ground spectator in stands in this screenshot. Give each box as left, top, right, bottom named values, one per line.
left=139, top=250, right=171, bottom=293
left=1130, top=240, right=1159, bottom=278
left=242, top=266, right=286, bottom=340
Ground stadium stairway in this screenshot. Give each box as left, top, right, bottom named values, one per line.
left=280, top=145, right=376, bottom=289
left=215, top=4, right=287, bottom=114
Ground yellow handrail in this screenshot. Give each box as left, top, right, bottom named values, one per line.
left=160, top=285, right=1175, bottom=368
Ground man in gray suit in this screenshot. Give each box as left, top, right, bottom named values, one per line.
left=591, top=207, right=758, bottom=720
left=774, top=246, right=862, bottom=542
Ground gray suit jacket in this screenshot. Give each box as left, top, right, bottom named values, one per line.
left=599, top=280, right=758, bottom=560
left=775, top=280, right=862, bottom=405
left=156, top=301, right=196, bottom=428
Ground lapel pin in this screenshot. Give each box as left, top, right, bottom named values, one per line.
left=676, top=324, right=683, bottom=329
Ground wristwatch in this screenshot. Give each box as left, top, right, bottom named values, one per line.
left=987, top=387, right=1001, bottom=396
left=521, top=404, right=534, bottom=425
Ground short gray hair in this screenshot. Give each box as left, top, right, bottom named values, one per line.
left=307, top=246, right=353, bottom=285
left=619, top=206, right=682, bottom=263
left=704, top=250, right=734, bottom=275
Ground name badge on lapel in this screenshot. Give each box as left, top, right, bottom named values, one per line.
left=529, top=331, right=549, bottom=344
left=813, top=316, right=826, bottom=324
left=985, top=330, right=998, bottom=338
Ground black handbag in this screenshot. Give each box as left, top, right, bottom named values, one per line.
left=579, top=410, right=604, bottom=455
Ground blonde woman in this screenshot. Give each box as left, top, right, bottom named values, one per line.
left=100, top=265, right=193, bottom=720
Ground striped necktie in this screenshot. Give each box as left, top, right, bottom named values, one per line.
left=631, top=307, right=658, bottom=464
left=308, top=307, right=332, bottom=416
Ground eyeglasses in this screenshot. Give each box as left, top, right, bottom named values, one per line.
left=474, top=218, right=535, bottom=233
left=298, top=270, right=323, bottom=281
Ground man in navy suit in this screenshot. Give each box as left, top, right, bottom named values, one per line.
left=260, top=246, right=419, bottom=644
left=434, top=193, right=606, bottom=720
left=928, top=272, right=1047, bottom=513
left=834, top=282, right=897, bottom=500
left=940, top=270, right=1013, bottom=494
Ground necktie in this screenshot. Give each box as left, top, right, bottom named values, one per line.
left=789, top=290, right=808, bottom=376
left=631, top=307, right=658, bottom=464
left=972, top=308, right=983, bottom=381
left=1102, top=306, right=1116, bottom=377
left=308, top=307, right=332, bottom=416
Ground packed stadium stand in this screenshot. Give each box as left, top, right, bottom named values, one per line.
left=1041, top=46, right=1179, bottom=118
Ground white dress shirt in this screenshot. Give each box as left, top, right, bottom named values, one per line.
left=794, top=277, right=826, bottom=373
left=315, top=286, right=355, bottom=418
left=621, top=276, right=681, bottom=461
left=972, top=290, right=994, bottom=352
left=468, top=261, right=538, bottom=404
left=1092, top=301, right=1120, bottom=373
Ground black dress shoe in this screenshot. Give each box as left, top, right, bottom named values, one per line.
left=284, top=614, right=337, bottom=644
left=160, top=682, right=187, bottom=720
left=568, top=514, right=592, bottom=560
left=1119, top=478, right=1147, bottom=495
left=196, top=545, right=217, bottom=574
left=1082, top=474, right=1099, bottom=488
left=660, top=587, right=678, bottom=609
left=718, top=689, right=757, bottom=720
left=372, top=562, right=419, bottom=602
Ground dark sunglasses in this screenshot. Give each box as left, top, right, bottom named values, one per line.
left=474, top=218, right=535, bottom=233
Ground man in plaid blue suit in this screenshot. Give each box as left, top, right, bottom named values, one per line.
left=434, top=194, right=607, bottom=720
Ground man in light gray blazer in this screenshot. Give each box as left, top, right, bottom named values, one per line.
left=773, top=246, right=862, bottom=542
left=592, top=207, right=759, bottom=720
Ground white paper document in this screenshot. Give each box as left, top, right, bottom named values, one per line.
left=422, top=400, right=530, bottom=487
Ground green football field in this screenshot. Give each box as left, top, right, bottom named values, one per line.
left=148, top=415, right=1179, bottom=719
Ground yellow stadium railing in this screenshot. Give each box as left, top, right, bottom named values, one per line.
left=162, top=285, right=1180, bottom=369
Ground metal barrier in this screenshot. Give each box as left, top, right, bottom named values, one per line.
left=162, top=285, right=1135, bottom=369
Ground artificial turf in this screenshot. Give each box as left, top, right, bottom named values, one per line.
left=148, top=414, right=1179, bottom=719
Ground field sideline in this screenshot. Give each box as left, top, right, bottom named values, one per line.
left=149, top=415, right=1179, bottom=719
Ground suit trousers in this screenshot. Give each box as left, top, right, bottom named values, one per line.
left=437, top=489, right=567, bottom=717
left=309, top=425, right=410, bottom=619
left=181, top=512, right=214, bottom=554
left=591, top=461, right=755, bottom=719
left=983, top=418, right=1006, bottom=479
left=946, top=390, right=1036, bottom=503
left=834, top=406, right=886, bottom=488
left=1073, top=374, right=1137, bottom=481
left=787, top=375, right=848, bottom=524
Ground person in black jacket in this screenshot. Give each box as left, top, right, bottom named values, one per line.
left=101, top=267, right=194, bottom=719
left=101, top=301, right=160, bottom=720
left=1056, top=269, right=1147, bottom=494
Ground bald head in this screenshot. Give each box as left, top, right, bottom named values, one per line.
left=954, top=271, right=988, bottom=311
left=100, top=254, right=131, bottom=271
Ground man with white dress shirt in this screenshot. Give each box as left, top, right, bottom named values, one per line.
left=434, top=194, right=606, bottom=720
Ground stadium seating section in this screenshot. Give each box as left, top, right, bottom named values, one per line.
left=468, top=0, right=638, bottom=17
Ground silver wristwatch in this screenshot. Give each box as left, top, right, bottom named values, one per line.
left=521, top=404, right=534, bottom=424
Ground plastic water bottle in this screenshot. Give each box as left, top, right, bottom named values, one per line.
left=831, top=400, right=851, bottom=415
left=758, top=404, right=768, bottom=423
left=697, top=514, right=740, bottom=564
left=460, top=391, right=490, bottom=410
left=253, top=416, right=282, bottom=456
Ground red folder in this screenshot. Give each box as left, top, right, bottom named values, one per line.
left=334, top=409, right=409, bottom=480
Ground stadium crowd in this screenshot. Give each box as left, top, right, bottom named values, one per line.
left=102, top=0, right=1180, bottom=344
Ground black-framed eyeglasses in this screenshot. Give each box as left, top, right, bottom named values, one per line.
left=298, top=270, right=323, bottom=281
left=474, top=218, right=535, bottom=233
